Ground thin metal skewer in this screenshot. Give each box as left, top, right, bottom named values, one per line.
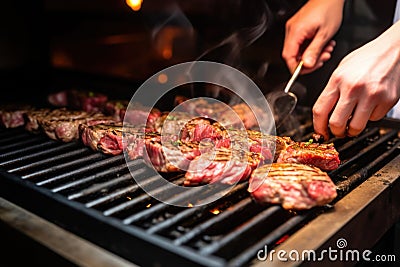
left=284, top=60, right=304, bottom=93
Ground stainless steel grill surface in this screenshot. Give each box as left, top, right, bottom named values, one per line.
left=1, top=124, right=400, bottom=266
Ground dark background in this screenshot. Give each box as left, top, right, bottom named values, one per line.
left=0, top=0, right=396, bottom=107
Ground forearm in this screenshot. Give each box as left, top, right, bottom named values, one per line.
left=376, top=20, right=400, bottom=52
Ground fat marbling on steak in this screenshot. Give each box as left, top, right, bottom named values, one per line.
left=142, top=136, right=205, bottom=173
left=80, top=122, right=150, bottom=156
left=277, top=141, right=340, bottom=171
left=184, top=145, right=264, bottom=186
left=249, top=163, right=337, bottom=210
left=38, top=108, right=115, bottom=142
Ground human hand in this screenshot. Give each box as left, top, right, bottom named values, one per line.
left=313, top=22, right=400, bottom=140
left=282, top=0, right=345, bottom=74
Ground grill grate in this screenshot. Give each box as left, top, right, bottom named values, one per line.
left=1, top=125, right=399, bottom=266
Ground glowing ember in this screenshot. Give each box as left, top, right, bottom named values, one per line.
left=275, top=234, right=289, bottom=245
left=210, top=208, right=221, bottom=215
left=146, top=203, right=152, bottom=208
left=126, top=0, right=143, bottom=11
left=187, top=203, right=193, bottom=208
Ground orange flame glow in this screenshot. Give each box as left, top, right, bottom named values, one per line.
left=126, top=0, right=143, bottom=11
left=210, top=208, right=221, bottom=215
left=187, top=203, right=194, bottom=208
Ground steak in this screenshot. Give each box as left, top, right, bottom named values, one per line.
left=219, top=103, right=259, bottom=129
left=239, top=130, right=291, bottom=162
left=24, top=108, right=51, bottom=133
left=38, top=108, right=115, bottom=142
left=0, top=105, right=32, bottom=128
left=143, top=136, right=203, bottom=173
left=277, top=141, right=340, bottom=171
left=80, top=122, right=123, bottom=155
left=47, top=90, right=68, bottom=107
left=80, top=122, right=148, bottom=156
left=48, top=89, right=108, bottom=113
left=125, top=131, right=160, bottom=161
left=179, top=118, right=284, bottom=163
left=122, top=103, right=161, bottom=129
left=154, top=112, right=192, bottom=135
left=174, top=96, right=260, bottom=129
left=174, top=96, right=228, bottom=117
left=184, top=145, right=263, bottom=186
left=180, top=117, right=226, bottom=142
left=103, top=100, right=129, bottom=121
left=249, top=163, right=337, bottom=210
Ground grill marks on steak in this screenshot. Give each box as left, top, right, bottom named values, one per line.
left=134, top=116, right=339, bottom=187
left=80, top=122, right=124, bottom=155
left=80, top=122, right=148, bottom=155
left=180, top=118, right=227, bottom=143
left=249, top=163, right=337, bottom=210
left=277, top=141, right=340, bottom=171
left=24, top=108, right=52, bottom=132
left=184, top=146, right=264, bottom=186
left=38, top=109, right=115, bottom=142
left=143, top=136, right=203, bottom=173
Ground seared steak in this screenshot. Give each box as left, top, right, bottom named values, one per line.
left=125, top=131, right=159, bottom=161
left=277, top=141, right=340, bottom=171
left=0, top=105, right=32, bottom=128
left=143, top=137, right=203, bottom=173
left=38, top=109, right=115, bottom=142
left=80, top=122, right=123, bottom=155
left=174, top=96, right=260, bottom=129
left=240, top=130, right=291, bottom=162
left=122, top=102, right=161, bottom=129
left=179, top=118, right=284, bottom=163
left=103, top=100, right=129, bottom=121
left=174, top=96, right=227, bottom=117
left=180, top=117, right=226, bottom=142
left=249, top=163, right=337, bottom=210
left=24, top=108, right=51, bottom=132
left=184, top=145, right=263, bottom=186
left=154, top=112, right=192, bottom=135
left=218, top=103, right=259, bottom=129
left=80, top=122, right=148, bottom=156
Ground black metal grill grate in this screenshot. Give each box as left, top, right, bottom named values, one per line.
left=1, top=125, right=400, bottom=266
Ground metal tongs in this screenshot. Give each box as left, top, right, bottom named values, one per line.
left=266, top=60, right=303, bottom=129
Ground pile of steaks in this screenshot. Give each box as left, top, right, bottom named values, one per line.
left=0, top=89, right=340, bottom=210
